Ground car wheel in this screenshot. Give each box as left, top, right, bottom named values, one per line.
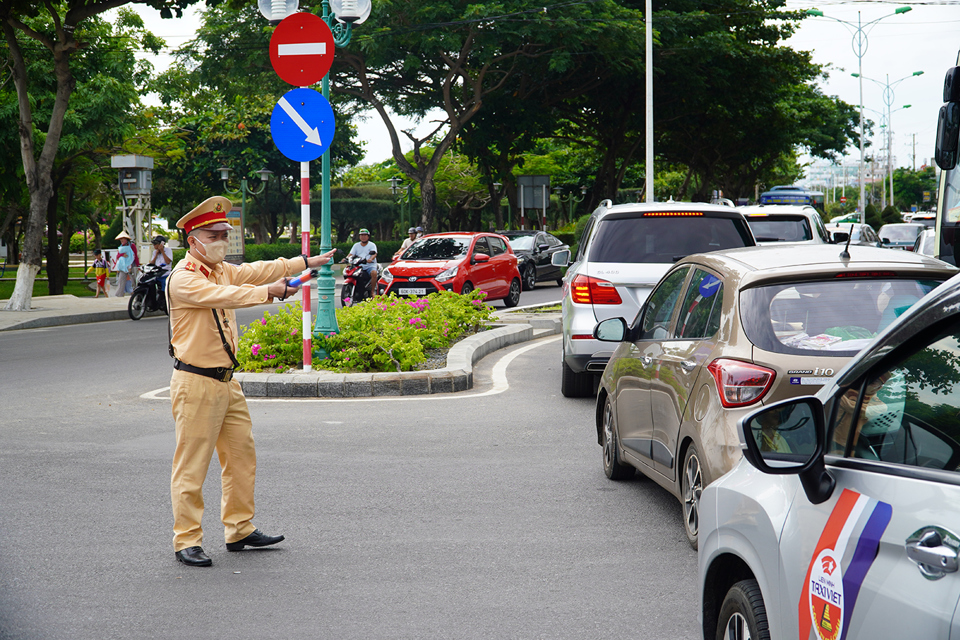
left=561, top=360, right=593, bottom=398
left=523, top=265, right=537, bottom=291
left=460, top=281, right=474, bottom=295
left=682, top=443, right=704, bottom=549
left=601, top=395, right=634, bottom=480
left=503, top=278, right=521, bottom=308
left=128, top=290, right=146, bottom=320
left=716, top=579, right=770, bottom=640
left=340, top=283, right=354, bottom=307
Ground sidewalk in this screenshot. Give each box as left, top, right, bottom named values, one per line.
left=0, top=284, right=562, bottom=398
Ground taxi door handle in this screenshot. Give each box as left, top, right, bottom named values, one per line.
left=905, top=529, right=959, bottom=579
left=641, top=356, right=652, bottom=368
left=681, top=360, right=697, bottom=373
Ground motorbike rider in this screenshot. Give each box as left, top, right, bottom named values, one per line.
left=393, top=227, right=417, bottom=260
left=150, top=235, right=174, bottom=290
left=345, top=228, right=378, bottom=298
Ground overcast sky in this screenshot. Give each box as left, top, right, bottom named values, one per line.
left=118, top=1, right=960, bottom=176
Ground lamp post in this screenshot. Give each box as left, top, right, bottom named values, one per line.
left=311, top=0, right=369, bottom=354
left=218, top=166, right=272, bottom=235
left=554, top=186, right=587, bottom=227
left=806, top=6, right=912, bottom=223
left=851, top=71, right=921, bottom=210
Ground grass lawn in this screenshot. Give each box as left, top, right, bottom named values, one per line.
left=0, top=267, right=99, bottom=300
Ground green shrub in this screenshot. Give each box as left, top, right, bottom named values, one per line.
left=237, top=290, right=496, bottom=373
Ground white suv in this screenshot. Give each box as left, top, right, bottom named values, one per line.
left=738, top=204, right=831, bottom=245
left=555, top=201, right=755, bottom=397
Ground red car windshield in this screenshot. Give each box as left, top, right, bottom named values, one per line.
left=402, top=237, right=470, bottom=260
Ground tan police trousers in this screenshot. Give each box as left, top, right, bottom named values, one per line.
left=170, top=369, right=257, bottom=551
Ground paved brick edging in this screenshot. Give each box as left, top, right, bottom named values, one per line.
left=235, top=317, right=560, bottom=398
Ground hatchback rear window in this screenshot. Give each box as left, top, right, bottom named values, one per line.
left=588, top=216, right=753, bottom=263
left=740, top=278, right=943, bottom=355
left=403, top=237, right=470, bottom=260
left=880, top=226, right=923, bottom=242
left=746, top=215, right=812, bottom=242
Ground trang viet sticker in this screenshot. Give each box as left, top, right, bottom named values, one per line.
left=799, top=489, right=892, bottom=640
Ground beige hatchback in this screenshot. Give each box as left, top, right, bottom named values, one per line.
left=592, top=244, right=956, bottom=548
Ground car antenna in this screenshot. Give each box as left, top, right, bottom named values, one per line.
left=839, top=223, right=853, bottom=260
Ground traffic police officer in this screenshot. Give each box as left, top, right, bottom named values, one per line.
left=167, top=195, right=335, bottom=567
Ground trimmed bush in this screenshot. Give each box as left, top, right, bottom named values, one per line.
left=237, top=290, right=496, bottom=373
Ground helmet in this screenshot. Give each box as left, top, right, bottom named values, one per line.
left=359, top=228, right=370, bottom=235
left=408, top=227, right=417, bottom=234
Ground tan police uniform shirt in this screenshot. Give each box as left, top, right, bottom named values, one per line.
left=168, top=256, right=305, bottom=368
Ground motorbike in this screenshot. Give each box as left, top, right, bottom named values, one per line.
left=341, top=254, right=377, bottom=307
left=128, top=264, right=168, bottom=320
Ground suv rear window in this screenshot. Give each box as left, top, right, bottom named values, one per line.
left=740, top=277, right=943, bottom=355
left=746, top=215, right=812, bottom=242
left=588, top=216, right=753, bottom=263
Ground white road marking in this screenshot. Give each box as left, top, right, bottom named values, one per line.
left=140, top=335, right=560, bottom=403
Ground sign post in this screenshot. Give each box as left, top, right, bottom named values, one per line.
left=269, top=13, right=337, bottom=370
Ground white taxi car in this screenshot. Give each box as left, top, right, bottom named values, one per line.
left=699, top=269, right=960, bottom=640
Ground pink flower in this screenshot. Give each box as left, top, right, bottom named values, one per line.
left=290, top=329, right=297, bottom=335
left=260, top=318, right=268, bottom=326
left=251, top=344, right=261, bottom=357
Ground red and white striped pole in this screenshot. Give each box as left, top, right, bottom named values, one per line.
left=301, top=160, right=312, bottom=371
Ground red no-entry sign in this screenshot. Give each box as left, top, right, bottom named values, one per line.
left=270, top=12, right=335, bottom=87
left=840, top=196, right=847, bottom=203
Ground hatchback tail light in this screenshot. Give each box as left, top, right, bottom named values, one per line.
left=707, top=359, right=776, bottom=408
left=570, top=274, right=623, bottom=305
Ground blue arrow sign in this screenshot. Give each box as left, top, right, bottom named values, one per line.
left=270, top=88, right=336, bottom=162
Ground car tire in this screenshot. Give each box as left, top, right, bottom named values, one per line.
left=503, top=278, right=521, bottom=308
left=716, top=579, right=770, bottom=640
left=601, top=395, right=634, bottom=480
left=523, top=265, right=537, bottom=291
left=460, top=281, right=474, bottom=295
left=128, top=290, right=146, bottom=320
left=340, top=283, right=354, bottom=307
left=561, top=360, right=593, bottom=398
left=682, top=443, right=704, bottom=550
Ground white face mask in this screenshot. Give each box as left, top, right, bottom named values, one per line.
left=194, top=237, right=228, bottom=263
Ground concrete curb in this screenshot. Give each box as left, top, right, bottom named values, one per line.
left=236, top=316, right=561, bottom=398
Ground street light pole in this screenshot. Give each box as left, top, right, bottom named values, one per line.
left=554, top=186, right=587, bottom=226
left=312, top=0, right=364, bottom=354
left=218, top=166, right=272, bottom=239
left=807, top=6, right=911, bottom=223
left=852, top=70, right=922, bottom=211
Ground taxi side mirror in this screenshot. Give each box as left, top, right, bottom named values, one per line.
left=738, top=396, right=835, bottom=505
left=472, top=253, right=490, bottom=264
left=551, top=249, right=570, bottom=267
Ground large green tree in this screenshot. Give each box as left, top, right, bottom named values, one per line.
left=1, top=3, right=173, bottom=302
left=332, top=0, right=642, bottom=233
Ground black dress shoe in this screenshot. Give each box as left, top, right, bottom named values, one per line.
left=226, top=529, right=285, bottom=551
left=175, top=546, right=212, bottom=567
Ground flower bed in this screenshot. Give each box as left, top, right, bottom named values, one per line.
left=238, top=290, right=496, bottom=373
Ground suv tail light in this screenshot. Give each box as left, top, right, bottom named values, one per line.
left=570, top=274, right=623, bottom=305
left=707, top=359, right=776, bottom=408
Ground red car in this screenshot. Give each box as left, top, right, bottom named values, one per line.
left=378, top=232, right=522, bottom=306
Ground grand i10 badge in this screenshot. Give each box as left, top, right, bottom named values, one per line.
left=799, top=489, right=892, bottom=640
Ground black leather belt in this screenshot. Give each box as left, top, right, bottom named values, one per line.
left=174, top=359, right=234, bottom=382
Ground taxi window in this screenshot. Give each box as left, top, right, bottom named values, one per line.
left=473, top=237, right=491, bottom=256
left=674, top=269, right=723, bottom=339
left=488, top=236, right=507, bottom=256
left=639, top=268, right=689, bottom=340
left=740, top=278, right=943, bottom=356
left=828, top=323, right=960, bottom=471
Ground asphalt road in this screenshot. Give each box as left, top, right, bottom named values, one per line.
left=0, top=286, right=699, bottom=640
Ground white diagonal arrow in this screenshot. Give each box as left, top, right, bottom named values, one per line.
left=278, top=96, right=322, bottom=146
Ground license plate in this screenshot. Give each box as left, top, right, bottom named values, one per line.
left=398, top=287, right=427, bottom=295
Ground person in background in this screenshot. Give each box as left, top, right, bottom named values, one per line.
left=150, top=235, right=174, bottom=290
left=345, top=228, right=378, bottom=298
left=85, top=248, right=110, bottom=298
left=113, top=231, right=135, bottom=297
left=393, top=227, right=418, bottom=260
